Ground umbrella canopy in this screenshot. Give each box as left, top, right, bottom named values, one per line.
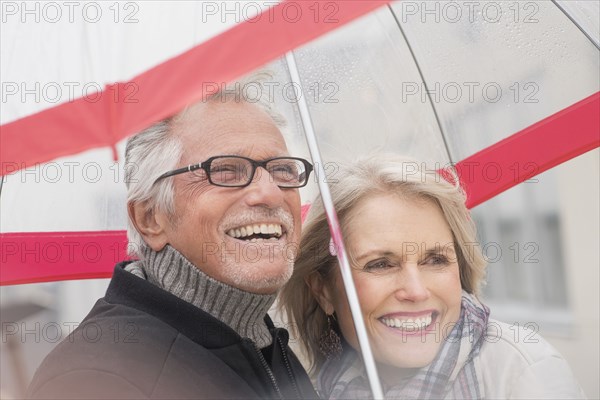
left=2, top=0, right=598, bottom=284
left=1, top=0, right=599, bottom=397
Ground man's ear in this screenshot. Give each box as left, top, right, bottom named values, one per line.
left=128, top=201, right=168, bottom=252
left=306, top=272, right=336, bottom=315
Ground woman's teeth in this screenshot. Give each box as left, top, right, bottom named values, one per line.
left=380, top=314, right=433, bottom=331
left=226, top=224, right=283, bottom=240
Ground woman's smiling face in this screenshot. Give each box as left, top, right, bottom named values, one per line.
left=322, top=193, right=463, bottom=369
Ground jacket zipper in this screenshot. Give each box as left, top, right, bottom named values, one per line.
left=277, top=337, right=300, bottom=399
left=254, top=343, right=284, bottom=400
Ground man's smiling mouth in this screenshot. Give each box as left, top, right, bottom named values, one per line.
left=226, top=223, right=283, bottom=241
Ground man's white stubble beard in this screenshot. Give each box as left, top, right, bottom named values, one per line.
left=221, top=251, right=295, bottom=293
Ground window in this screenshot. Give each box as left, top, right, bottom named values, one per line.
left=472, top=168, right=572, bottom=334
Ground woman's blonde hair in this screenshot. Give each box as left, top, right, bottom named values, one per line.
left=279, top=153, right=487, bottom=374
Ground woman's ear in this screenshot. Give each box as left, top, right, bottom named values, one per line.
left=128, top=201, right=168, bottom=252
left=306, top=272, right=336, bottom=315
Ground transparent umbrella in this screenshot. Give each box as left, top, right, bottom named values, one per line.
left=1, top=1, right=599, bottom=398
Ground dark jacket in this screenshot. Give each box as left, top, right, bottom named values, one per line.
left=28, top=263, right=318, bottom=399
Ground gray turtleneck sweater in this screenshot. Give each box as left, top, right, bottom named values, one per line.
left=125, top=245, right=274, bottom=348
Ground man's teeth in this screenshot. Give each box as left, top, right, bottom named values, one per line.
left=226, top=224, right=283, bottom=239
left=381, top=314, right=433, bottom=331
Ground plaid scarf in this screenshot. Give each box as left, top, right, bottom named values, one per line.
left=317, top=292, right=490, bottom=399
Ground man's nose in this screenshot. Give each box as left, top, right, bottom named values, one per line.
left=244, top=167, right=285, bottom=208
left=393, top=265, right=430, bottom=303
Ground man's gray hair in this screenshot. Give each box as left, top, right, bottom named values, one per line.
left=125, top=72, right=286, bottom=257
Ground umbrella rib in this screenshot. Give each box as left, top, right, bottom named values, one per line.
left=386, top=4, right=455, bottom=164
left=551, top=0, right=600, bottom=51
left=284, top=51, right=385, bottom=400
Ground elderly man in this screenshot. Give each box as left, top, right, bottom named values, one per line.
left=28, top=81, right=317, bottom=399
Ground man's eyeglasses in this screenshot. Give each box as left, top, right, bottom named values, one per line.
left=153, top=155, right=314, bottom=188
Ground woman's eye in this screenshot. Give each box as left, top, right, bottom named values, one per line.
left=423, top=255, right=449, bottom=266
left=363, top=259, right=393, bottom=271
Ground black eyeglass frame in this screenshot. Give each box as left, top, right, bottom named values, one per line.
left=153, top=155, right=314, bottom=188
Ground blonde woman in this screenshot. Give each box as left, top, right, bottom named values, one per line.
left=280, top=154, right=584, bottom=399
